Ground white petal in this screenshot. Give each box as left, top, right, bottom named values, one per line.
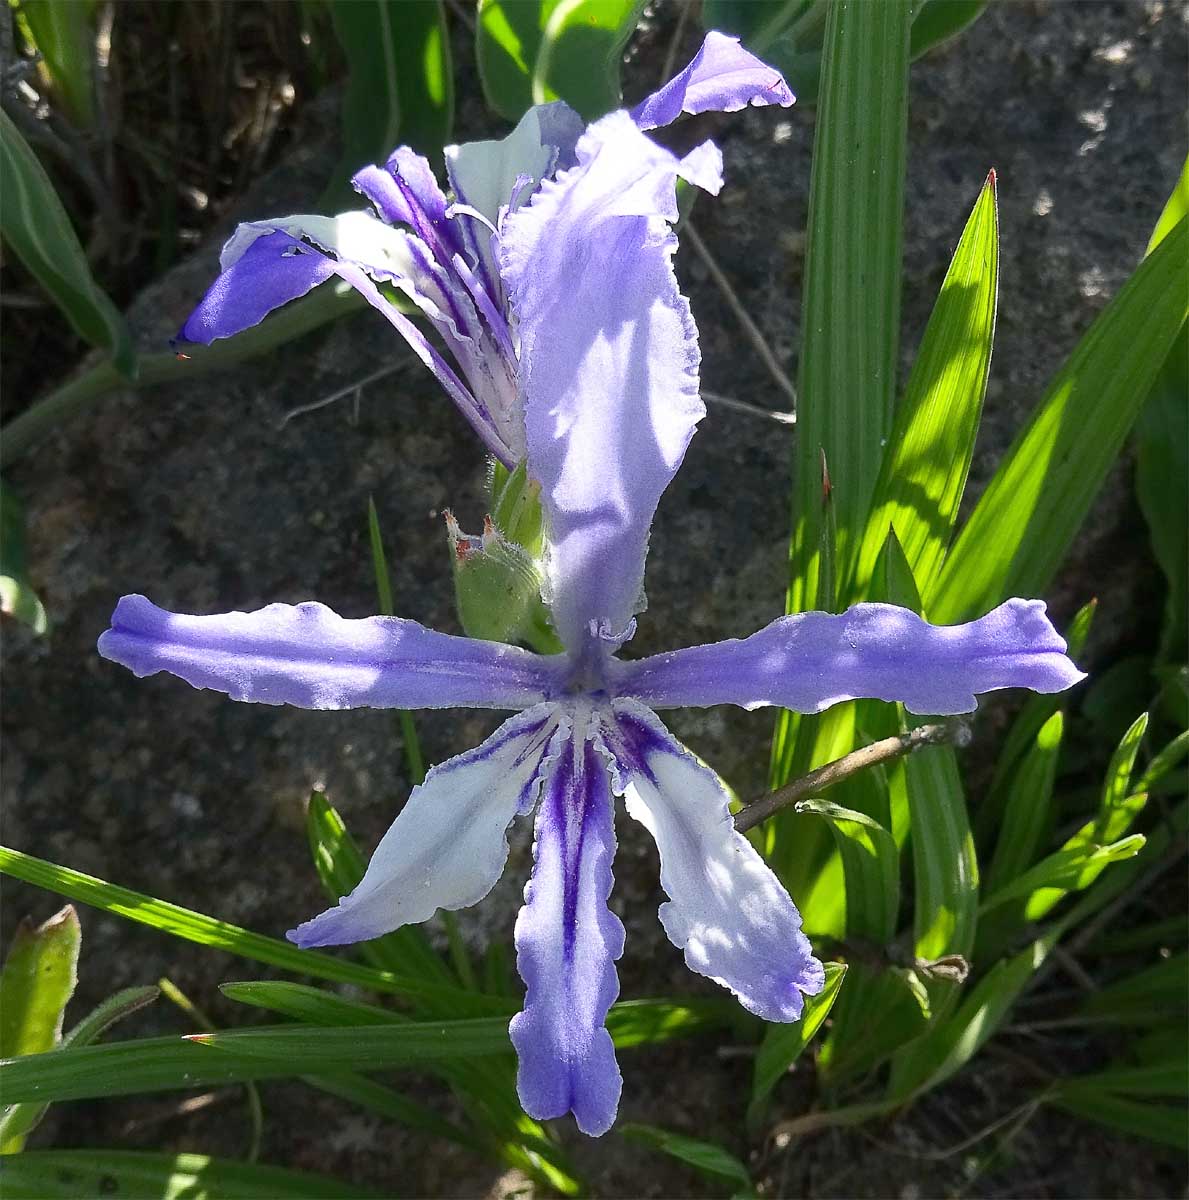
left=606, top=699, right=825, bottom=1021
left=289, top=704, right=565, bottom=947
left=445, top=102, right=583, bottom=225
left=220, top=212, right=421, bottom=278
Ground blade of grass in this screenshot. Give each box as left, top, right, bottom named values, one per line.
left=0, top=845, right=481, bottom=1009
left=928, top=217, right=1189, bottom=622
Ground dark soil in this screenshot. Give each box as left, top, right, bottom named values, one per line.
left=2, top=1, right=1186, bottom=1197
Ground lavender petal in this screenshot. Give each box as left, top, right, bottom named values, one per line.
left=289, top=706, right=563, bottom=947
left=510, top=712, right=625, bottom=1137
left=607, top=700, right=825, bottom=1021
left=613, top=599, right=1086, bottom=717
left=629, top=31, right=795, bottom=132
left=500, top=111, right=713, bottom=653
left=99, top=594, right=563, bottom=710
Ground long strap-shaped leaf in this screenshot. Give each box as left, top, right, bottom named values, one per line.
left=928, top=215, right=1189, bottom=622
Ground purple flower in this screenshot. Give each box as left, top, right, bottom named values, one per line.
left=100, top=35, right=1085, bottom=1137
left=176, top=32, right=793, bottom=467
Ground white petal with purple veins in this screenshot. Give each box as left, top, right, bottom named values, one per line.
left=510, top=706, right=624, bottom=1136
left=606, top=700, right=824, bottom=1022
left=289, top=705, right=565, bottom=948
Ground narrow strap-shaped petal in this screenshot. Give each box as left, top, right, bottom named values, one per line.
left=510, top=708, right=624, bottom=1136
left=99, top=594, right=563, bottom=710
left=289, top=705, right=564, bottom=947
left=500, top=111, right=711, bottom=653
left=612, top=599, right=1086, bottom=717
left=629, top=31, right=795, bottom=131
left=606, top=699, right=824, bottom=1021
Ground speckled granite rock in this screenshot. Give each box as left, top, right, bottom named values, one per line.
left=3, top=2, right=1184, bottom=1194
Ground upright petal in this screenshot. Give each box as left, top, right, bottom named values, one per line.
left=445, top=101, right=585, bottom=225
left=289, top=705, right=564, bottom=947
left=629, top=31, right=795, bottom=131
left=500, top=112, right=709, bottom=652
left=606, top=700, right=824, bottom=1021
left=612, top=599, right=1086, bottom=716
left=510, top=708, right=624, bottom=1136
left=99, top=594, right=564, bottom=710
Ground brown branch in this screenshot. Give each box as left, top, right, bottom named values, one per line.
left=734, top=720, right=968, bottom=834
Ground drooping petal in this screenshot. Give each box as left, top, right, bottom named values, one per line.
left=606, top=699, right=824, bottom=1021
left=178, top=228, right=338, bottom=344
left=510, top=708, right=624, bottom=1137
left=629, top=31, right=795, bottom=132
left=500, top=111, right=713, bottom=652
left=99, top=594, right=564, bottom=710
left=289, top=705, right=564, bottom=947
left=612, top=599, right=1085, bottom=717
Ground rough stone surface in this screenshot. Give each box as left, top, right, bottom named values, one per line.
left=3, top=2, right=1185, bottom=1196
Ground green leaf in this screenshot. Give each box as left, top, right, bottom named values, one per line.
left=984, top=711, right=1063, bottom=892
left=0, top=1020, right=516, bottom=1103
left=1047, top=1091, right=1188, bottom=1152
left=784, top=0, right=911, bottom=616
left=1146, top=153, right=1189, bottom=256
left=305, top=791, right=445, bottom=984
left=476, top=0, right=547, bottom=122
left=477, top=0, right=642, bottom=123
left=0, top=108, right=134, bottom=376
left=928, top=216, right=1189, bottom=622
left=888, top=931, right=1055, bottom=1100
left=0, top=905, right=79, bottom=1059
left=980, top=833, right=1146, bottom=916
left=326, top=0, right=452, bottom=200
left=1134, top=729, right=1189, bottom=796
left=1098, top=711, right=1149, bottom=822
left=905, top=740, right=978, bottom=961
left=847, top=171, right=998, bottom=603
left=748, top=962, right=845, bottom=1122
left=704, top=0, right=984, bottom=106
left=772, top=0, right=912, bottom=788
left=0, top=1150, right=373, bottom=1199
left=620, top=1124, right=753, bottom=1194
left=908, top=0, right=986, bottom=59
left=0, top=845, right=479, bottom=1009
left=220, top=979, right=731, bottom=1048
left=817, top=964, right=930, bottom=1090
left=304, top=1071, right=471, bottom=1147
left=532, top=0, right=643, bottom=119
left=795, top=800, right=897, bottom=941
left=19, top=0, right=96, bottom=128
left=0, top=984, right=158, bottom=1153
left=0, top=482, right=48, bottom=635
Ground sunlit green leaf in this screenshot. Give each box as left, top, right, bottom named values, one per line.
left=749, top=962, right=845, bottom=1121
left=848, top=171, right=998, bottom=603
left=928, top=217, right=1189, bottom=622
left=795, top=800, right=897, bottom=941
left=0, top=905, right=79, bottom=1060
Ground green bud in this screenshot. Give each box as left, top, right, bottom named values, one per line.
left=447, top=463, right=561, bottom=654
